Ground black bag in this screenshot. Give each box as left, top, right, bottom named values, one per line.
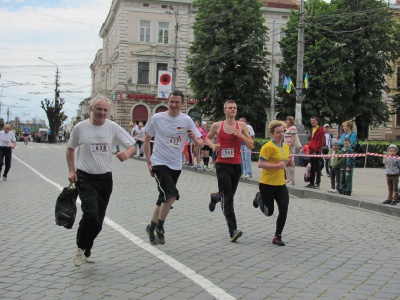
left=55, top=183, right=78, bottom=229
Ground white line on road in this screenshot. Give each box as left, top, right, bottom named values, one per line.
left=41, top=146, right=49, bottom=148
left=13, top=155, right=236, bottom=300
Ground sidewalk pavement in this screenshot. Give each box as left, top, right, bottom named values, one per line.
left=169, top=158, right=400, bottom=218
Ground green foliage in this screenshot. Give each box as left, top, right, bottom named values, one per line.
left=41, top=98, right=67, bottom=144
left=278, top=0, right=400, bottom=139
left=186, top=0, right=271, bottom=131
left=0, top=118, right=4, bottom=129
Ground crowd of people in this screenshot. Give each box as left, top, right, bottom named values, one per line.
left=1, top=90, right=398, bottom=268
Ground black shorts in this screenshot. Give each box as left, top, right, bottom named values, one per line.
left=23, top=133, right=29, bottom=137
left=152, top=165, right=181, bottom=206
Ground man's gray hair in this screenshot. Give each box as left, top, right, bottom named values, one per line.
left=90, top=95, right=111, bottom=107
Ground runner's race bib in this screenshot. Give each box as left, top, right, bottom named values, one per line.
left=221, top=148, right=234, bottom=158
left=166, top=136, right=181, bottom=148
left=91, top=143, right=108, bottom=154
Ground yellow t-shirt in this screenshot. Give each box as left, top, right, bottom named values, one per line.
left=259, top=140, right=290, bottom=186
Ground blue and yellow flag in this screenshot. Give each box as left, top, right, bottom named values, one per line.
left=304, top=73, right=309, bottom=89
left=286, top=77, right=293, bottom=93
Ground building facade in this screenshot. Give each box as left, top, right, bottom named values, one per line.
left=90, top=0, right=298, bottom=134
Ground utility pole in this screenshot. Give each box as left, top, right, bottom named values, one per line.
left=168, top=6, right=180, bottom=91
left=295, top=0, right=308, bottom=149
left=38, top=57, right=60, bottom=143
left=295, top=0, right=305, bottom=128
left=270, top=20, right=276, bottom=122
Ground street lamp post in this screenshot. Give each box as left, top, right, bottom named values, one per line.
left=38, top=57, right=59, bottom=103
left=38, top=57, right=60, bottom=143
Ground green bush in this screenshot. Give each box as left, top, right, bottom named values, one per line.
left=252, top=139, right=396, bottom=168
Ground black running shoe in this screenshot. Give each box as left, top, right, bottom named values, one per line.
left=253, top=192, right=261, bottom=208
left=272, top=236, right=285, bottom=246
left=209, top=192, right=220, bottom=212
left=155, top=227, right=165, bottom=245
left=382, top=199, right=392, bottom=205
left=230, top=229, right=243, bottom=242
left=146, top=224, right=157, bottom=245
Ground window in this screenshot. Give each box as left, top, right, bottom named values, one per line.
left=158, top=22, right=169, bottom=44
left=143, top=3, right=149, bottom=7
left=161, top=5, right=168, bottom=9
left=396, top=114, right=400, bottom=127
left=156, top=63, right=168, bottom=83
left=397, top=67, right=400, bottom=89
left=140, top=20, right=151, bottom=43
left=138, top=62, right=150, bottom=84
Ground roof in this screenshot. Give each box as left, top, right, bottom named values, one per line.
left=261, top=0, right=300, bottom=10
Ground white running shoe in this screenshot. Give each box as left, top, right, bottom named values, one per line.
left=73, top=248, right=84, bottom=267
left=84, top=255, right=95, bottom=263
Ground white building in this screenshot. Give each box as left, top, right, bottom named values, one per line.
left=90, top=0, right=298, bottom=136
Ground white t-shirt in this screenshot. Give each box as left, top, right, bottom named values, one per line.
left=145, top=112, right=201, bottom=170
left=67, top=119, right=136, bottom=174
left=130, top=124, right=139, bottom=137
left=247, top=124, right=255, bottom=137
left=0, top=131, right=16, bottom=147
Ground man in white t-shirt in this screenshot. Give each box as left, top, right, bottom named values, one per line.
left=0, top=124, right=17, bottom=181
left=239, top=117, right=255, bottom=178
left=144, top=90, right=204, bottom=245
left=66, top=95, right=136, bottom=267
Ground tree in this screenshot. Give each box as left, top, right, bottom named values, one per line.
left=186, top=0, right=270, bottom=132
left=0, top=118, right=4, bottom=130
left=278, top=0, right=400, bottom=139
left=41, top=98, right=67, bottom=143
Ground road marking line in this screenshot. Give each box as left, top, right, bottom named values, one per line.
left=41, top=146, right=49, bottom=148
left=13, top=155, right=236, bottom=300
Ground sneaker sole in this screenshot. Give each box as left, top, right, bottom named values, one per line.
left=272, top=240, right=286, bottom=246
left=230, top=230, right=243, bottom=242
left=155, top=238, right=165, bottom=245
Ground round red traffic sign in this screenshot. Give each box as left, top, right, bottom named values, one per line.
left=160, top=73, right=171, bottom=85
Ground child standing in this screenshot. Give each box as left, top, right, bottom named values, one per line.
left=327, top=139, right=341, bottom=193
left=339, top=138, right=355, bottom=196
left=382, top=144, right=400, bottom=205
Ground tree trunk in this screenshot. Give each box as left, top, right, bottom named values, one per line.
left=355, top=116, right=368, bottom=140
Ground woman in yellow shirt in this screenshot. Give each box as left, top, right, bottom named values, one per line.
left=253, top=120, right=292, bottom=246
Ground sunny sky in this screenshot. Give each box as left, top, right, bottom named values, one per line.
left=0, top=0, right=111, bottom=124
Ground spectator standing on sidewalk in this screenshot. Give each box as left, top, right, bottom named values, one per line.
left=0, top=124, right=17, bottom=181
left=305, top=116, right=325, bottom=189
left=58, top=129, right=64, bottom=143
left=67, top=95, right=136, bottom=267
left=135, top=122, right=145, bottom=157
left=201, top=123, right=211, bottom=169
left=239, top=117, right=255, bottom=179
left=339, top=138, right=355, bottom=196
left=323, top=124, right=333, bottom=177
left=284, top=116, right=297, bottom=185
left=252, top=120, right=292, bottom=246
left=206, top=100, right=254, bottom=242
left=144, top=90, right=203, bottom=245
left=382, top=144, right=400, bottom=205
left=327, top=139, right=341, bottom=193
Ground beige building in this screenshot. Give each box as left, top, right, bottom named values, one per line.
left=89, top=0, right=298, bottom=135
